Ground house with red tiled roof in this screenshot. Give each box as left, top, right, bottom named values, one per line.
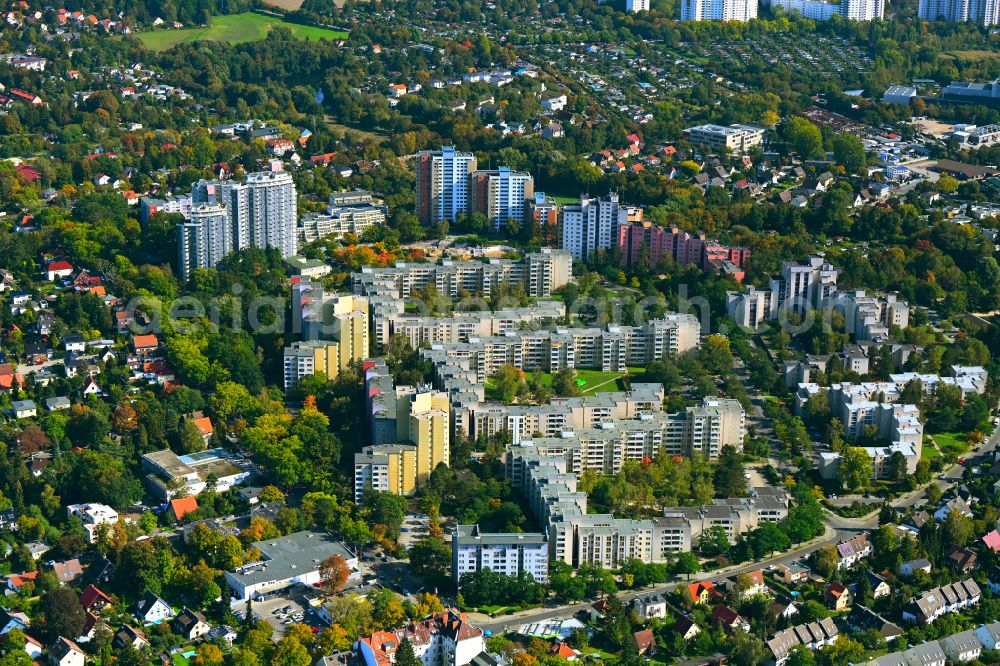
left=46, top=260, right=73, bottom=281
left=711, top=605, right=749, bottom=633
left=168, top=496, right=198, bottom=523
left=79, top=584, right=112, bottom=612
left=191, top=416, right=213, bottom=444
left=6, top=572, right=37, bottom=592
left=632, top=629, right=656, bottom=656
left=687, top=581, right=721, bottom=604
left=356, top=610, right=484, bottom=666
left=551, top=643, right=579, bottom=661
left=132, top=334, right=159, bottom=357
left=825, top=582, right=852, bottom=611
left=15, top=163, right=40, bottom=181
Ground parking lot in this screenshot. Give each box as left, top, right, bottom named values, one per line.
left=252, top=596, right=310, bottom=637
left=398, top=514, right=432, bottom=548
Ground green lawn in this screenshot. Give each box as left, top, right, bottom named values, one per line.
left=931, top=432, right=970, bottom=457
left=136, top=13, right=348, bottom=51
left=920, top=439, right=941, bottom=459
left=485, top=368, right=638, bottom=401
left=549, top=193, right=582, bottom=205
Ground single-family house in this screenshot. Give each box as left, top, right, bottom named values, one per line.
left=113, top=625, right=148, bottom=651
left=631, top=630, right=656, bottom=656
left=672, top=616, right=701, bottom=640
left=631, top=594, right=666, bottom=621
left=825, top=582, right=852, bottom=611
left=51, top=560, right=83, bottom=586
left=836, top=532, right=872, bottom=570
left=174, top=608, right=210, bottom=640
left=46, top=260, right=73, bottom=281
left=135, top=592, right=173, bottom=624
left=711, top=605, right=749, bottom=633
left=48, top=637, right=85, bottom=666
left=898, top=558, right=932, bottom=577
left=79, top=584, right=112, bottom=613
left=946, top=546, right=979, bottom=573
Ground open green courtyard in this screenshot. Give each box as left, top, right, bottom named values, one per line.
left=136, top=13, right=348, bottom=51
left=930, top=431, right=972, bottom=458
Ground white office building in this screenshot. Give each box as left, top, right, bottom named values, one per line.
left=681, top=0, right=758, bottom=21
left=67, top=503, right=119, bottom=543
left=452, top=525, right=549, bottom=586
left=683, top=124, right=766, bottom=151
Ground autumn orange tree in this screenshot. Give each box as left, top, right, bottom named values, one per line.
left=320, top=554, right=350, bottom=594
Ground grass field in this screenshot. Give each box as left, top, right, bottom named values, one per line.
left=136, top=13, right=348, bottom=51
left=920, top=438, right=941, bottom=459
left=930, top=431, right=970, bottom=458
left=944, top=50, right=1000, bottom=61
left=485, top=368, right=636, bottom=401
left=550, top=193, right=581, bottom=205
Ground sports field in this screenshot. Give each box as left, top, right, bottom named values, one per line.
left=137, top=13, right=348, bottom=51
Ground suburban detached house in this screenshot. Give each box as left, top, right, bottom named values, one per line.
left=711, top=605, right=749, bottom=633
left=898, top=558, right=932, bottom=577
left=135, top=591, right=174, bottom=624
left=113, top=625, right=148, bottom=651
left=48, top=636, right=85, bottom=666
left=79, top=584, right=113, bottom=613
left=0, top=608, right=30, bottom=635
left=673, top=616, right=701, bottom=640
left=631, top=594, right=666, bottom=621
left=46, top=260, right=73, bottom=281
left=825, top=582, right=852, bottom=611
left=174, top=608, right=210, bottom=640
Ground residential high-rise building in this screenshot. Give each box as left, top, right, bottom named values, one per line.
left=179, top=170, right=297, bottom=279
left=841, top=0, right=884, bottom=19
left=561, top=193, right=626, bottom=259
left=468, top=167, right=534, bottom=230
left=299, top=190, right=387, bottom=243
left=919, top=0, right=1000, bottom=23
left=681, top=0, right=758, bottom=21
left=354, top=444, right=418, bottom=501
left=283, top=340, right=341, bottom=389
left=685, top=397, right=746, bottom=460
left=416, top=146, right=478, bottom=225
left=286, top=283, right=369, bottom=387
left=452, top=525, right=549, bottom=586
left=177, top=203, right=228, bottom=281
left=626, top=0, right=650, bottom=11
left=767, top=0, right=883, bottom=19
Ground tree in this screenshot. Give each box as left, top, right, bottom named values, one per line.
left=837, top=447, right=871, bottom=491
left=672, top=552, right=700, bottom=579
left=887, top=451, right=909, bottom=485
left=729, top=629, right=768, bottom=666
left=370, top=589, right=406, bottom=630
left=714, top=445, right=746, bottom=498
left=407, top=537, right=450, bottom=579
left=813, top=546, right=839, bottom=579
left=492, top=365, right=524, bottom=404
left=830, top=134, right=866, bottom=173
left=320, top=555, right=350, bottom=594
left=395, top=638, right=420, bottom=666
left=43, top=588, right=86, bottom=639
left=782, top=117, right=823, bottom=159
left=944, top=510, right=973, bottom=547
left=551, top=368, right=581, bottom=397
